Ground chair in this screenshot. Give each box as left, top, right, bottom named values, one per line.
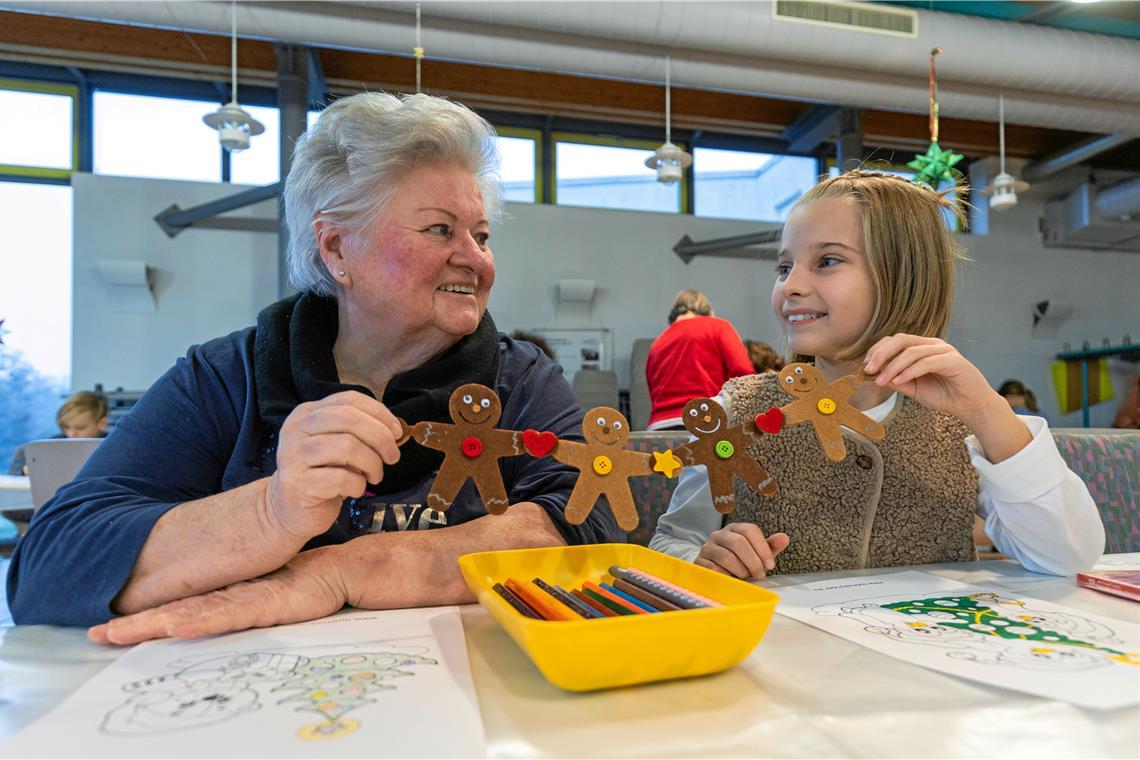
left=629, top=338, right=654, bottom=430
left=571, top=369, right=620, bottom=411
left=624, top=431, right=691, bottom=546
left=1051, top=429, right=1140, bottom=553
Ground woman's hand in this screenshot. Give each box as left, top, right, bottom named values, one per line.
left=864, top=334, right=1031, bottom=462
left=696, top=523, right=790, bottom=579
left=265, top=391, right=404, bottom=542
left=88, top=547, right=349, bottom=645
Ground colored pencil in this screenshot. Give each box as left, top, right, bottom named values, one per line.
left=600, top=582, right=659, bottom=613
left=505, top=578, right=579, bottom=621
left=493, top=582, right=541, bottom=619
left=612, top=577, right=682, bottom=611
left=573, top=588, right=618, bottom=617
left=533, top=577, right=603, bottom=619
left=583, top=581, right=649, bottom=615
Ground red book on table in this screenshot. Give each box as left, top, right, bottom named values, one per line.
left=1077, top=570, right=1140, bottom=603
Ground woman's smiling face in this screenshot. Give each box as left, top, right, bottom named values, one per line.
left=340, top=163, right=495, bottom=348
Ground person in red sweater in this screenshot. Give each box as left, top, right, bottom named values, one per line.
left=646, top=290, right=755, bottom=430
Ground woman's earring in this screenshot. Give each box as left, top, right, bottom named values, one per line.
left=338, top=270, right=346, bottom=277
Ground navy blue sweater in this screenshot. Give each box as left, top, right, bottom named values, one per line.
left=8, top=329, right=620, bottom=626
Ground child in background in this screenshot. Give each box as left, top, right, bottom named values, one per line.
left=8, top=391, right=109, bottom=476
left=651, top=171, right=1103, bottom=578
left=998, top=378, right=1049, bottom=424
left=744, top=340, right=783, bottom=374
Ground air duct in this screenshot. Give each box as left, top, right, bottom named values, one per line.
left=3, top=1, right=1139, bottom=133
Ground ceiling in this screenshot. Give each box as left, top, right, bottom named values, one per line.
left=883, top=1, right=1140, bottom=40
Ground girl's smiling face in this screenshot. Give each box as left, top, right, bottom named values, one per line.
left=772, top=197, right=877, bottom=363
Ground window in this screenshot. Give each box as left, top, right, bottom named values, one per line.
left=694, top=148, right=817, bottom=222
left=94, top=91, right=223, bottom=182
left=554, top=137, right=682, bottom=213
left=0, top=82, right=77, bottom=178
left=229, top=105, right=281, bottom=185
left=0, top=181, right=72, bottom=483
left=497, top=133, right=538, bottom=204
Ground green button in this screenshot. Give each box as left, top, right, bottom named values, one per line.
left=715, top=440, right=734, bottom=459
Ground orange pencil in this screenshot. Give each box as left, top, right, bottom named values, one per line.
left=583, top=580, right=649, bottom=615
left=505, top=578, right=580, bottom=621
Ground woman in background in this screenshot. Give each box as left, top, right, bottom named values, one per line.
left=645, top=289, right=754, bottom=430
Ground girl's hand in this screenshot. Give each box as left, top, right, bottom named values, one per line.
left=265, top=391, right=404, bottom=542
left=864, top=334, right=1031, bottom=462
left=697, top=523, right=790, bottom=579
left=863, top=334, right=999, bottom=422
left=88, top=547, right=350, bottom=645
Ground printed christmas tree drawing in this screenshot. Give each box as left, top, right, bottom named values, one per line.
left=882, top=594, right=1139, bottom=665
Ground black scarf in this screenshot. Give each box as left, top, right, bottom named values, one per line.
left=253, top=292, right=501, bottom=494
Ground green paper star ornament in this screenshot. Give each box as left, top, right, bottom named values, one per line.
left=907, top=141, right=964, bottom=187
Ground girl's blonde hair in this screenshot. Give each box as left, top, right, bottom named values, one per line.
left=787, top=170, right=966, bottom=362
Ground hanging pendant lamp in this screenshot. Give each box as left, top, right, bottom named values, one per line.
left=203, top=1, right=264, bottom=152
left=645, top=56, right=692, bottom=184
left=980, top=94, right=1029, bottom=210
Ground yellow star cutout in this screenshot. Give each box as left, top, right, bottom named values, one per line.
left=652, top=449, right=682, bottom=478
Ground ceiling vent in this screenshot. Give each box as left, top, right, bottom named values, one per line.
left=773, top=0, right=918, bottom=38
left=1041, top=180, right=1140, bottom=253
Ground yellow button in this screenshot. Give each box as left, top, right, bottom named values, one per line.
left=817, top=398, right=837, bottom=415
left=715, top=440, right=734, bottom=459
left=592, top=455, right=613, bottom=476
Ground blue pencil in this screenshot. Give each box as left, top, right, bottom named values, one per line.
left=600, top=582, right=658, bottom=613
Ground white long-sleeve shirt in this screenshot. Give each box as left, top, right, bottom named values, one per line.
left=649, top=392, right=1106, bottom=576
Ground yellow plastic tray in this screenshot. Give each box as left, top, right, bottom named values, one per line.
left=457, top=543, right=779, bottom=691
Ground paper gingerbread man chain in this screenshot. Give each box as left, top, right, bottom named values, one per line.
left=550, top=407, right=654, bottom=532
left=672, top=397, right=777, bottom=513
left=398, top=383, right=523, bottom=514
left=777, top=363, right=885, bottom=462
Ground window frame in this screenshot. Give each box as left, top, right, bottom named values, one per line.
left=551, top=131, right=689, bottom=214
left=494, top=126, right=542, bottom=204
left=0, top=78, right=80, bottom=180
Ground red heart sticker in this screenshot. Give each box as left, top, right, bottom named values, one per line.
left=754, top=407, right=784, bottom=435
left=522, top=429, right=557, bottom=457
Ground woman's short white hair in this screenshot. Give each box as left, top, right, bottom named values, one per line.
left=284, top=92, right=503, bottom=295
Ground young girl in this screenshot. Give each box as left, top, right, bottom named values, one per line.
left=649, top=171, right=1104, bottom=578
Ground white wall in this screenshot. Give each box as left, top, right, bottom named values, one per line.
left=71, top=173, right=278, bottom=391
left=71, top=172, right=1139, bottom=428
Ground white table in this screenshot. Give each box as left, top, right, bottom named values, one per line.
left=1, top=556, right=1137, bottom=757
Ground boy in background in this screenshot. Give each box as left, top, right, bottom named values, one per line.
left=8, top=391, right=109, bottom=476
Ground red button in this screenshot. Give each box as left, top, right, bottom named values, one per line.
left=462, top=437, right=483, bottom=458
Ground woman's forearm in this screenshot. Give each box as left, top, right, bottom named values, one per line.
left=113, top=478, right=306, bottom=614
left=339, top=502, right=567, bottom=609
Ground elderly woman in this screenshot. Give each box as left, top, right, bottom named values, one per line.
left=9, top=93, right=620, bottom=640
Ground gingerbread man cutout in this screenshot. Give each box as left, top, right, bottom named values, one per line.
left=550, top=407, right=653, bottom=532
left=777, top=363, right=885, bottom=462
left=399, top=383, right=522, bottom=514
left=672, top=398, right=777, bottom=513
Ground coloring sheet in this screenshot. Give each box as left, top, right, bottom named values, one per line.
left=2, top=607, right=485, bottom=758
left=776, top=571, right=1140, bottom=710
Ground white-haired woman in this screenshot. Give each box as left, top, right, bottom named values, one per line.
left=10, top=93, right=620, bottom=641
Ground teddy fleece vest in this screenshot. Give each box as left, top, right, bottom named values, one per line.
left=722, top=373, right=978, bottom=574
